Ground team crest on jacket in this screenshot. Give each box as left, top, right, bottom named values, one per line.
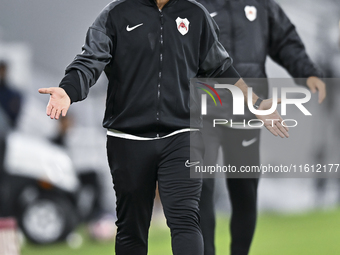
left=244, top=6, right=257, bottom=22
left=176, top=17, right=190, bottom=35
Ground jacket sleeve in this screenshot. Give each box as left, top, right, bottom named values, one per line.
left=266, top=0, right=323, bottom=80
left=59, top=7, right=114, bottom=103
left=197, top=8, right=234, bottom=78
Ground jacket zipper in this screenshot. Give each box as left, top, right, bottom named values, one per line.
left=226, top=1, right=235, bottom=56
left=156, top=9, right=164, bottom=138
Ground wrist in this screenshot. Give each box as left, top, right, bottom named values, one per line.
left=59, top=85, right=78, bottom=104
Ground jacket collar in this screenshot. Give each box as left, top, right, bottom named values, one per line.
left=136, top=0, right=178, bottom=8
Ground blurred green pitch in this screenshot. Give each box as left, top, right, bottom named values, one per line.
left=22, top=209, right=340, bottom=255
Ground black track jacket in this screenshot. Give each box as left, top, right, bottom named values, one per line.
left=198, top=0, right=323, bottom=120
left=59, top=0, right=235, bottom=137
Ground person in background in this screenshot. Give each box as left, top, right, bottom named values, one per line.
left=0, top=61, right=22, bottom=217
left=196, top=0, right=326, bottom=254
left=0, top=61, right=22, bottom=128
left=313, top=10, right=340, bottom=208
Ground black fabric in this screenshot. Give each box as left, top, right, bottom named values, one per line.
left=199, top=0, right=322, bottom=79
left=195, top=1, right=324, bottom=255
left=200, top=178, right=259, bottom=255
left=266, top=0, right=323, bottom=79
left=199, top=178, right=215, bottom=255
left=106, top=132, right=204, bottom=255
left=198, top=0, right=322, bottom=121
left=227, top=178, right=259, bottom=255
left=0, top=81, right=22, bottom=128
left=59, top=0, right=234, bottom=137
left=218, top=65, right=241, bottom=84
left=218, top=65, right=241, bottom=81
left=199, top=122, right=261, bottom=255
left=59, top=70, right=81, bottom=103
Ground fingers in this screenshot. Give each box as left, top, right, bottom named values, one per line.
left=310, top=82, right=326, bottom=103
left=266, top=123, right=285, bottom=138
left=266, top=125, right=287, bottom=138
left=41, top=87, right=57, bottom=118
left=47, top=106, right=65, bottom=120
left=275, top=121, right=289, bottom=138
left=50, top=107, right=58, bottom=119
left=265, top=125, right=278, bottom=137
left=318, top=91, right=326, bottom=104
left=46, top=103, right=53, bottom=116
left=317, top=85, right=326, bottom=104
left=264, top=119, right=289, bottom=138
left=39, top=87, right=70, bottom=119
left=256, top=108, right=290, bottom=138
left=273, top=125, right=285, bottom=138
left=308, top=78, right=326, bottom=103
left=277, top=116, right=289, bottom=133
left=38, top=87, right=54, bottom=94
left=309, top=84, right=317, bottom=94
left=61, top=108, right=68, bottom=117
left=55, top=109, right=61, bottom=120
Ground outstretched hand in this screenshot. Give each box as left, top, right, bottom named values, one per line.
left=255, top=98, right=289, bottom=138
left=306, top=76, right=326, bottom=104
left=38, top=87, right=71, bottom=120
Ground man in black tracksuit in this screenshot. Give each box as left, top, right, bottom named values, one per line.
left=39, top=0, right=288, bottom=254
left=196, top=0, right=326, bottom=255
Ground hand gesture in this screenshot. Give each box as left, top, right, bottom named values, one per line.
left=306, top=76, right=326, bottom=104
left=38, top=87, right=71, bottom=120
left=255, top=98, right=289, bottom=138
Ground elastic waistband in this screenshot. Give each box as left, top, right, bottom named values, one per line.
left=107, top=128, right=199, bottom=140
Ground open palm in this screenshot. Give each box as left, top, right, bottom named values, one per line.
left=38, top=87, right=71, bottom=120
left=255, top=98, right=289, bottom=138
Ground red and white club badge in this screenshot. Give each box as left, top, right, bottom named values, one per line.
left=244, top=6, right=257, bottom=22
left=176, top=17, right=190, bottom=35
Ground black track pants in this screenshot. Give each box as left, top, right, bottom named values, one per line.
left=199, top=126, right=260, bottom=255
left=107, top=131, right=204, bottom=255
